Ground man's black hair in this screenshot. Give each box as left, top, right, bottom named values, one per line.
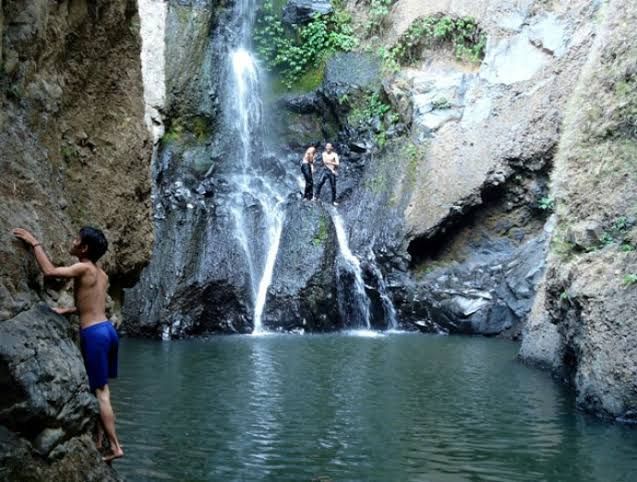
left=79, top=226, right=108, bottom=263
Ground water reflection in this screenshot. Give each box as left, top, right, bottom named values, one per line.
left=113, top=335, right=637, bottom=482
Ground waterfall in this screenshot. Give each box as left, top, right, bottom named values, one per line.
left=226, top=0, right=286, bottom=334
left=330, top=211, right=372, bottom=329
left=368, top=259, right=399, bottom=330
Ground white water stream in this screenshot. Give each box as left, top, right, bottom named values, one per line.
left=227, top=4, right=285, bottom=334
left=330, top=211, right=372, bottom=329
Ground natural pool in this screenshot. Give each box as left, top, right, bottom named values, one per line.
left=112, top=333, right=637, bottom=481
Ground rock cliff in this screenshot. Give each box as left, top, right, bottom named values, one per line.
left=1, top=0, right=151, bottom=478
left=519, top=0, right=637, bottom=421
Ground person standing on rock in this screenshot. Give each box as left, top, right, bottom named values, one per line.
left=316, top=142, right=340, bottom=206
left=12, top=226, right=124, bottom=463
left=301, top=145, right=317, bottom=201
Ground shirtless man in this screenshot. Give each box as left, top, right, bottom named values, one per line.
left=12, top=226, right=124, bottom=463
left=301, top=145, right=317, bottom=201
left=315, top=143, right=340, bottom=206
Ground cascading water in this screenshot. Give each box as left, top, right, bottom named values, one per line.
left=330, top=210, right=372, bottom=329
left=226, top=0, right=286, bottom=334
left=368, top=258, right=398, bottom=330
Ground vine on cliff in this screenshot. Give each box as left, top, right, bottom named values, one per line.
left=253, top=1, right=358, bottom=89
left=378, top=15, right=486, bottom=70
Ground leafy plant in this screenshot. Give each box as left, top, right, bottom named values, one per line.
left=623, top=274, right=637, bottom=287
left=348, top=91, right=399, bottom=150
left=348, top=91, right=393, bottom=126
left=254, top=1, right=358, bottom=89
left=365, top=0, right=395, bottom=36
left=599, top=215, right=633, bottom=248
left=538, top=196, right=555, bottom=212
left=380, top=15, right=486, bottom=70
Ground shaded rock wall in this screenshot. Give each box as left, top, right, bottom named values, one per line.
left=0, top=0, right=152, bottom=321
left=519, top=0, right=637, bottom=421
left=1, top=0, right=151, bottom=477
left=123, top=0, right=257, bottom=338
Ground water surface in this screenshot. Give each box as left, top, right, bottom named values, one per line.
left=113, top=333, right=637, bottom=481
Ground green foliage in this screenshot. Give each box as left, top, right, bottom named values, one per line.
left=624, top=274, right=637, bottom=286
left=379, top=15, right=486, bottom=71
left=313, top=215, right=330, bottom=246
left=61, top=145, right=80, bottom=163
left=365, top=0, right=395, bottom=36
left=599, top=216, right=633, bottom=248
left=162, top=123, right=184, bottom=144
left=348, top=91, right=400, bottom=151
left=254, top=1, right=358, bottom=90
left=348, top=92, right=392, bottom=126
left=538, top=196, right=555, bottom=212
left=551, top=235, right=576, bottom=259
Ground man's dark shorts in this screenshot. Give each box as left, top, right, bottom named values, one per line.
left=80, top=321, right=119, bottom=392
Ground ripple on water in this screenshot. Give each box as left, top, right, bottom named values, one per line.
left=112, top=334, right=637, bottom=482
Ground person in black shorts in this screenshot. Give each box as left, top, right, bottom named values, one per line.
left=301, top=146, right=317, bottom=200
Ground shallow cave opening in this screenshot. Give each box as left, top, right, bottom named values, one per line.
left=407, top=167, right=552, bottom=269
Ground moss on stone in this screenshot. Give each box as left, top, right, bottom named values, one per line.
left=270, top=61, right=326, bottom=95
left=312, top=214, right=330, bottom=246
left=161, top=116, right=212, bottom=146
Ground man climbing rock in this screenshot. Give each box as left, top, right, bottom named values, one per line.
left=12, top=226, right=124, bottom=463
left=301, top=145, right=317, bottom=201
left=316, top=142, right=340, bottom=206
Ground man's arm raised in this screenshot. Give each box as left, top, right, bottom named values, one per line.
left=12, top=228, right=87, bottom=278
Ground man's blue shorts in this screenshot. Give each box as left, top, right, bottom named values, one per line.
left=80, top=321, right=119, bottom=392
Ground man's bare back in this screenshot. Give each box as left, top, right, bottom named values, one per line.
left=74, top=262, right=109, bottom=329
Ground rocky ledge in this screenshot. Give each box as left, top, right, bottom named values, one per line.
left=0, top=305, right=119, bottom=481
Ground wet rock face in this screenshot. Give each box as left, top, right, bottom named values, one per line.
left=123, top=192, right=254, bottom=338
left=264, top=200, right=341, bottom=332
left=282, top=0, right=333, bottom=26
left=0, top=305, right=120, bottom=481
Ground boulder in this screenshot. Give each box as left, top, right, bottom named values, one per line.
left=0, top=304, right=119, bottom=481
left=282, top=0, right=333, bottom=26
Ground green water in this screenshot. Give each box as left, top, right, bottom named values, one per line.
left=112, top=333, right=637, bottom=481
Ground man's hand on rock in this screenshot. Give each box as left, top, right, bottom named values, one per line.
left=53, top=307, right=77, bottom=315
left=12, top=228, right=40, bottom=247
